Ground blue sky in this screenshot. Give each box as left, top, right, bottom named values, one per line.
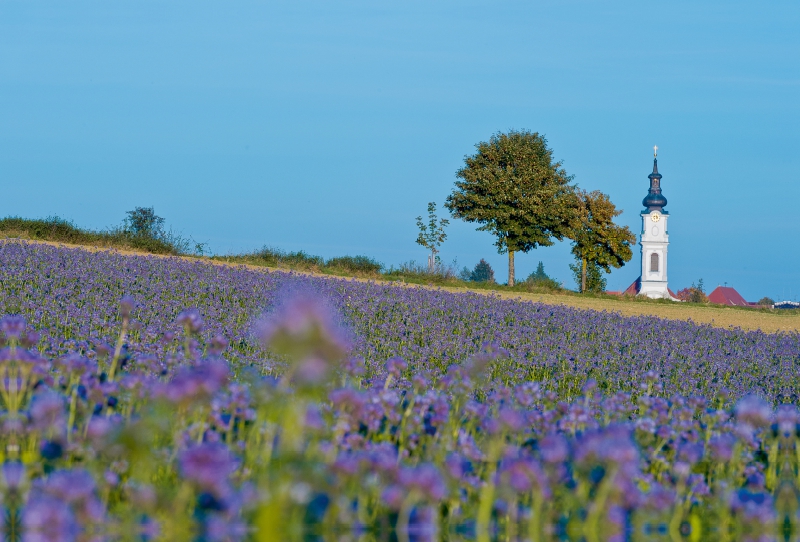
left=2, top=1, right=799, bottom=301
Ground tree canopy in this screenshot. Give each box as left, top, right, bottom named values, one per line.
left=445, top=130, right=577, bottom=286
left=569, top=190, right=635, bottom=293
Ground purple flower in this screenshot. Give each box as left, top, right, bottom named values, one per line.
left=734, top=395, right=773, bottom=428
left=2, top=462, right=25, bottom=491
left=1, top=315, right=26, bottom=340
left=176, top=308, right=204, bottom=333
left=729, top=488, right=774, bottom=524
left=398, top=463, right=446, bottom=501
left=30, top=392, right=66, bottom=434
left=380, top=485, right=405, bottom=510
left=644, top=483, right=676, bottom=512
left=500, top=458, right=549, bottom=496
left=538, top=433, right=569, bottom=464
left=119, top=296, right=135, bottom=319
left=160, top=359, right=229, bottom=404
left=257, top=293, right=350, bottom=386
left=497, top=408, right=524, bottom=432
left=179, top=443, right=238, bottom=497
left=22, top=494, right=79, bottom=542
left=676, top=441, right=704, bottom=465
left=775, top=404, right=799, bottom=438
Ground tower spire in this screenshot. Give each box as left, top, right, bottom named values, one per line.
left=643, top=149, right=666, bottom=212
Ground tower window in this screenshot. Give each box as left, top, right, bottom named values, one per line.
left=650, top=253, right=659, bottom=273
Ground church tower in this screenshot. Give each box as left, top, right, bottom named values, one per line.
left=638, top=147, right=676, bottom=299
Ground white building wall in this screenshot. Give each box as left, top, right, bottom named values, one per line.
left=639, top=211, right=675, bottom=299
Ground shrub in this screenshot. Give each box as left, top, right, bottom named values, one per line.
left=521, top=261, right=561, bottom=290
left=0, top=215, right=184, bottom=255
left=470, top=259, right=495, bottom=283
left=243, top=247, right=325, bottom=269
left=325, top=256, right=383, bottom=274
left=677, top=279, right=708, bottom=303
left=124, top=207, right=165, bottom=237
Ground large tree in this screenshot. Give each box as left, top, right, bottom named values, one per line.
left=569, top=189, right=636, bottom=293
left=445, top=130, right=577, bottom=286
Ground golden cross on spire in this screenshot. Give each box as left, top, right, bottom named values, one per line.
left=653, top=145, right=658, bottom=157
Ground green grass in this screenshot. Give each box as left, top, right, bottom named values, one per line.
left=215, top=246, right=384, bottom=277
left=0, top=216, right=187, bottom=255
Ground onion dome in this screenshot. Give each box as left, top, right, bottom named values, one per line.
left=642, top=157, right=667, bottom=212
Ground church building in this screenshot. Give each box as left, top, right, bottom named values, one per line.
left=620, top=148, right=678, bottom=300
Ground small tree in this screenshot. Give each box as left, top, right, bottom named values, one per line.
left=125, top=207, right=165, bottom=238
left=416, top=202, right=449, bottom=273
left=569, top=190, right=636, bottom=293
left=569, top=257, right=606, bottom=293
left=524, top=261, right=560, bottom=290
left=445, top=130, right=577, bottom=286
left=757, top=297, right=775, bottom=307
left=677, top=279, right=708, bottom=303
left=470, top=259, right=495, bottom=283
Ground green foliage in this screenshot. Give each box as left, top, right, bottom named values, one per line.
left=445, top=130, right=577, bottom=286
left=470, top=259, right=495, bottom=283
left=569, top=190, right=635, bottom=293
left=383, top=260, right=463, bottom=286
left=758, top=297, right=775, bottom=306
left=124, top=207, right=165, bottom=237
left=415, top=202, right=449, bottom=272
left=0, top=215, right=185, bottom=255
left=325, top=255, right=383, bottom=274
left=523, top=261, right=561, bottom=290
left=569, top=257, right=607, bottom=293
left=225, top=247, right=383, bottom=276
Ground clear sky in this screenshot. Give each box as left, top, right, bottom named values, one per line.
left=2, top=1, right=799, bottom=301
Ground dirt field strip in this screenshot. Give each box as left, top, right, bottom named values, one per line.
left=8, top=238, right=800, bottom=334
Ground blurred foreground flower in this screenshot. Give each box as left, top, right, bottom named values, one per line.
left=257, top=293, right=350, bottom=387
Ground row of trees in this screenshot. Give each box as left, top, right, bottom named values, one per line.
left=421, top=130, right=635, bottom=290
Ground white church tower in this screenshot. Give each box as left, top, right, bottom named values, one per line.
left=638, top=146, right=676, bottom=300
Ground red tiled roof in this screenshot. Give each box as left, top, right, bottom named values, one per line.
left=608, top=277, right=677, bottom=298
left=622, top=277, right=641, bottom=296
left=707, top=286, right=749, bottom=306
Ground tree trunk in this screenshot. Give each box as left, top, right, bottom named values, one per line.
left=581, top=258, right=587, bottom=293
left=508, top=251, right=515, bottom=287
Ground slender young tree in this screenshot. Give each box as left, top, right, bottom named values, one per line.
left=569, top=189, right=636, bottom=293
left=415, top=202, right=449, bottom=273
left=445, top=130, right=577, bottom=286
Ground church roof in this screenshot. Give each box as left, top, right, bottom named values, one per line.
left=708, top=286, right=750, bottom=306
left=642, top=157, right=667, bottom=212
left=607, top=277, right=677, bottom=298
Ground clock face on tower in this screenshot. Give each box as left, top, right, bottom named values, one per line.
left=650, top=213, right=661, bottom=223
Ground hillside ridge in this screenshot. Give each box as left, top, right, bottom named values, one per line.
left=7, top=238, right=799, bottom=334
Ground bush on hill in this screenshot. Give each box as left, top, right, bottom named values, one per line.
left=677, top=279, right=708, bottom=303
left=0, top=215, right=188, bottom=255
left=469, top=259, right=495, bottom=283
left=520, top=261, right=561, bottom=291
left=224, top=247, right=384, bottom=276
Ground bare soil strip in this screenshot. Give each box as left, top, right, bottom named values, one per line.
left=8, top=238, right=799, bottom=334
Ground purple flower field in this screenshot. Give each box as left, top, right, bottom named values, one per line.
left=1, top=241, right=798, bottom=541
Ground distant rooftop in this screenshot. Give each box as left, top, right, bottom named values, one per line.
left=708, top=286, right=751, bottom=307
